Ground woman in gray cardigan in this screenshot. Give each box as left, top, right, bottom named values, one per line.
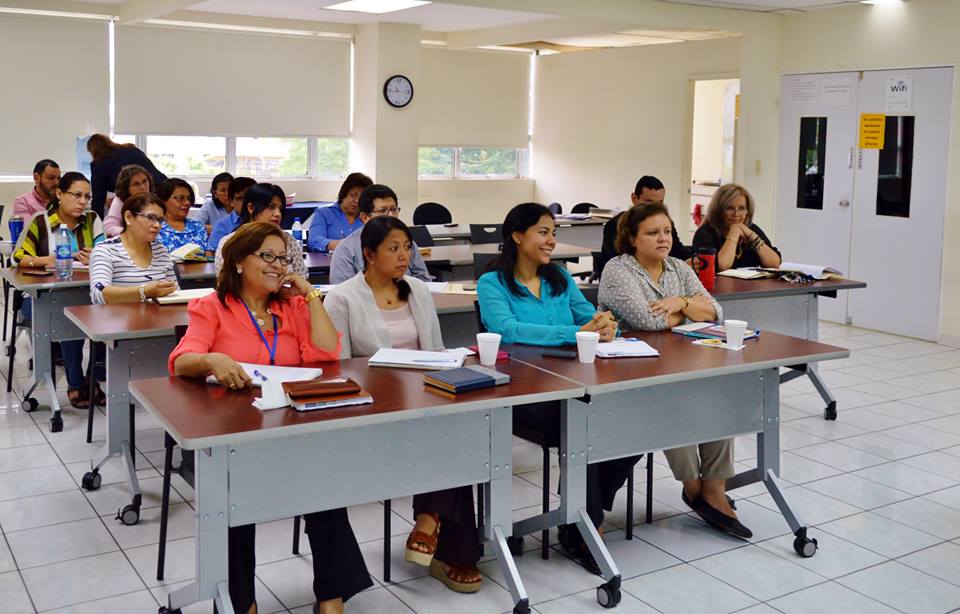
left=324, top=217, right=482, bottom=595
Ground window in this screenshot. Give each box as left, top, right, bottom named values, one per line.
left=796, top=117, right=827, bottom=210
left=877, top=116, right=914, bottom=218
left=236, top=137, right=307, bottom=178
left=316, top=138, right=349, bottom=178
left=145, top=136, right=226, bottom=177
left=418, top=146, right=527, bottom=179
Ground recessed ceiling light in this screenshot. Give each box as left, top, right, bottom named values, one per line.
left=860, top=0, right=902, bottom=5
left=325, top=0, right=431, bottom=14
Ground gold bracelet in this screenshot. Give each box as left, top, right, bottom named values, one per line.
left=681, top=295, right=690, bottom=311
left=304, top=288, right=323, bottom=303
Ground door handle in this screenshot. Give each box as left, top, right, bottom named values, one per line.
left=848, top=147, right=854, bottom=169
left=857, top=149, right=863, bottom=170
left=839, top=199, right=850, bottom=208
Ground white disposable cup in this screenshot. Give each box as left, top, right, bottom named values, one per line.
left=575, top=331, right=600, bottom=363
left=724, top=319, right=748, bottom=349
left=476, top=332, right=502, bottom=366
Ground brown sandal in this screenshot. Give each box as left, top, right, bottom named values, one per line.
left=405, top=512, right=439, bottom=566
left=67, top=387, right=90, bottom=410
left=429, top=559, right=482, bottom=593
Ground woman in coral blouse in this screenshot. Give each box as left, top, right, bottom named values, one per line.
left=169, top=222, right=370, bottom=614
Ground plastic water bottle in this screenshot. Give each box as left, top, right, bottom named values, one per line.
left=291, top=217, right=303, bottom=244
left=55, top=224, right=73, bottom=280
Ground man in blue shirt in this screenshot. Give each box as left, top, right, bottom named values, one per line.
left=307, top=172, right=372, bottom=252
left=209, top=177, right=256, bottom=251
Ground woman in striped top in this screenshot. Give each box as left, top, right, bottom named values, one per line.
left=89, top=193, right=178, bottom=305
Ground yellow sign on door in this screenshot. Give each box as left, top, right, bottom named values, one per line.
left=859, top=113, right=886, bottom=149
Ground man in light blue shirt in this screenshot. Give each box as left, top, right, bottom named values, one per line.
left=307, top=172, right=371, bottom=252
left=209, top=176, right=256, bottom=251
left=329, top=184, right=432, bottom=284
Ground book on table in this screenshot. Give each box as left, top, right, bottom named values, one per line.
left=671, top=322, right=760, bottom=340
left=155, top=287, right=215, bottom=304
left=757, top=262, right=843, bottom=280
left=423, top=365, right=510, bottom=394
left=169, top=243, right=208, bottom=261
left=717, top=268, right=773, bottom=280
left=282, top=377, right=373, bottom=412
left=368, top=348, right=468, bottom=370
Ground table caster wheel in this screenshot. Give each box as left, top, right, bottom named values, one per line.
left=21, top=397, right=38, bottom=412
left=81, top=470, right=102, bottom=491
left=824, top=401, right=837, bottom=421
left=117, top=503, right=140, bottom=525
left=793, top=530, right=818, bottom=558
left=597, top=578, right=622, bottom=608
left=507, top=535, right=524, bottom=556
left=512, top=598, right=530, bottom=614
left=50, top=414, right=63, bottom=433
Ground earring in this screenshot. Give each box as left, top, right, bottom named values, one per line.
left=236, top=266, right=242, bottom=274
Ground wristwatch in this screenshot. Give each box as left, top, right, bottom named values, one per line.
left=304, top=288, right=323, bottom=303
left=139, top=284, right=147, bottom=303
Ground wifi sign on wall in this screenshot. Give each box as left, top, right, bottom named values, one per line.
left=885, top=75, right=913, bottom=113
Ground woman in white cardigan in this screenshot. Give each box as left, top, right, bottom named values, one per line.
left=324, top=216, right=482, bottom=595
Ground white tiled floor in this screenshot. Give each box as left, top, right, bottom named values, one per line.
left=1, top=321, right=960, bottom=612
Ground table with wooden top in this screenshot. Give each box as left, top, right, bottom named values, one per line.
left=711, top=276, right=867, bottom=420
left=0, top=268, right=93, bottom=433
left=425, top=218, right=605, bottom=251
left=424, top=242, right=590, bottom=281
left=176, top=252, right=334, bottom=286
left=504, top=330, right=848, bottom=597
left=129, top=358, right=586, bottom=614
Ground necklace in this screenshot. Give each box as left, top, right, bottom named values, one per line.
left=244, top=302, right=273, bottom=329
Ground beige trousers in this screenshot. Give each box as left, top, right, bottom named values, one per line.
left=663, top=438, right=735, bottom=482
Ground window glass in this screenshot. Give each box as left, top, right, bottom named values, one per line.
left=458, top=147, right=518, bottom=178
left=145, top=136, right=226, bottom=177
left=876, top=116, right=914, bottom=218
left=316, top=138, right=349, bottom=178
left=797, top=117, right=827, bottom=210
left=236, top=137, right=307, bottom=178
left=418, top=147, right=454, bottom=178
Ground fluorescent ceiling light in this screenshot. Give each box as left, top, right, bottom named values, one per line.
left=0, top=6, right=112, bottom=20
left=326, top=0, right=431, bottom=14
left=860, top=0, right=902, bottom=4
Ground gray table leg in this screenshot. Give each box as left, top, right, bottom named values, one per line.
left=24, top=290, right=62, bottom=432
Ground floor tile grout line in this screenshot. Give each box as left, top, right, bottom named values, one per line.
left=0, top=513, right=41, bottom=613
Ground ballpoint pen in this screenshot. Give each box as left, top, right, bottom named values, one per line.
left=252, top=369, right=269, bottom=382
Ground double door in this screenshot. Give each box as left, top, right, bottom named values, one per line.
left=777, top=67, right=952, bottom=340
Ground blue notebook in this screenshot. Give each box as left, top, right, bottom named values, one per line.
left=424, top=365, right=510, bottom=394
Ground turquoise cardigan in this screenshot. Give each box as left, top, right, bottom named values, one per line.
left=477, top=268, right=595, bottom=346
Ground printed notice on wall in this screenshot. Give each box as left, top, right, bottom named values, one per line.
left=859, top=113, right=886, bottom=149
left=788, top=77, right=819, bottom=103
left=820, top=80, right=852, bottom=106
left=885, top=76, right=913, bottom=113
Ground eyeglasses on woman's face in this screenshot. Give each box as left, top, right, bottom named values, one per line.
left=63, top=190, right=92, bottom=202
left=255, top=250, right=293, bottom=266
left=132, top=211, right=164, bottom=226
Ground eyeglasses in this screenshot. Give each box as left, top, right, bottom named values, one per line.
left=133, top=212, right=164, bottom=226
left=255, top=251, right=293, bottom=266
left=170, top=195, right=193, bottom=203
left=372, top=206, right=401, bottom=216
left=64, top=191, right=92, bottom=202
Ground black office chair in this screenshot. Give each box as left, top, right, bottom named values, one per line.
left=408, top=225, right=435, bottom=248
left=472, top=253, right=498, bottom=281
left=413, top=202, right=452, bottom=225
left=571, top=203, right=597, bottom=214
left=548, top=203, right=562, bottom=215
left=469, top=224, right=502, bottom=245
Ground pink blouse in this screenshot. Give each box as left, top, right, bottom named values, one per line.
left=168, top=292, right=341, bottom=374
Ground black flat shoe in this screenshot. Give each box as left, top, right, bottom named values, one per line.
left=557, top=524, right=602, bottom=576
left=688, top=495, right=753, bottom=539
left=681, top=490, right=736, bottom=511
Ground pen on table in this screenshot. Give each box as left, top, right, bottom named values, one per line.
left=252, top=369, right=269, bottom=382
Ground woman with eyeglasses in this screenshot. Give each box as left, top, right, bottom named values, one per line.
left=692, top=183, right=781, bottom=272
left=214, top=183, right=307, bottom=280
left=156, top=178, right=212, bottom=256
left=171, top=222, right=370, bottom=614
left=14, top=171, right=105, bottom=409
left=103, top=164, right=155, bottom=237
left=89, top=193, right=178, bottom=305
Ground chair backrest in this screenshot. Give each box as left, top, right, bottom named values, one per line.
left=469, top=223, right=502, bottom=245
left=413, top=202, right=452, bottom=225
left=590, top=250, right=604, bottom=280
left=473, top=300, right=486, bottom=333
left=571, top=202, right=597, bottom=214
left=472, top=252, right=498, bottom=280
left=547, top=202, right=562, bottom=215
left=407, top=225, right=435, bottom=247
left=174, top=324, right=188, bottom=342
left=579, top=284, right=599, bottom=308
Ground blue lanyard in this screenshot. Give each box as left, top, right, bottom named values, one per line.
left=242, top=303, right=279, bottom=365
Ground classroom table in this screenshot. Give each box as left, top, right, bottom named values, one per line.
left=505, top=330, right=848, bottom=602
left=424, top=223, right=470, bottom=243
left=130, top=358, right=586, bottom=614
left=176, top=252, right=333, bottom=285
left=0, top=268, right=92, bottom=433
left=712, top=276, right=867, bottom=420
left=424, top=219, right=605, bottom=250
left=425, top=242, right=590, bottom=281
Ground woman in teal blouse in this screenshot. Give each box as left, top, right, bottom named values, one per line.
left=477, top=202, right=633, bottom=575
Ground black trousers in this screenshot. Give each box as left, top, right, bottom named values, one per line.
left=226, top=508, right=372, bottom=612
left=412, top=486, right=480, bottom=566
left=514, top=401, right=640, bottom=529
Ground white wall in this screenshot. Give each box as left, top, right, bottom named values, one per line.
left=779, top=0, right=960, bottom=345
left=532, top=38, right=741, bottom=232
left=691, top=79, right=729, bottom=184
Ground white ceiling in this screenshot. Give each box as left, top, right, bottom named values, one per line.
left=660, top=0, right=861, bottom=10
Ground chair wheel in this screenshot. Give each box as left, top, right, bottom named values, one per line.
left=49, top=413, right=63, bottom=433
left=507, top=535, right=524, bottom=556
left=512, top=598, right=530, bottom=614
left=21, top=397, right=38, bottom=412
left=824, top=401, right=837, bottom=421
left=794, top=534, right=818, bottom=558
left=117, top=503, right=140, bottom=525
left=597, top=579, right=622, bottom=608
left=81, top=470, right=102, bottom=491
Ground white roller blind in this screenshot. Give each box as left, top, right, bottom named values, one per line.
left=0, top=15, right=109, bottom=174
left=116, top=25, right=350, bottom=136
left=419, top=48, right=529, bottom=148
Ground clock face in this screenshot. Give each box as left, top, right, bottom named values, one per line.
left=383, top=74, right=413, bottom=108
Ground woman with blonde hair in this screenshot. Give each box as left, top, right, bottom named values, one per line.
left=692, top=183, right=781, bottom=272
